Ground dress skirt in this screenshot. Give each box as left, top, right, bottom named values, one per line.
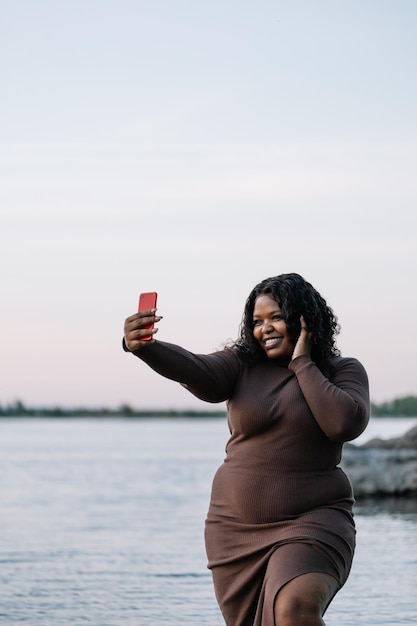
left=205, top=506, right=355, bottom=626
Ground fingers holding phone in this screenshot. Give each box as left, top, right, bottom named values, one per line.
left=124, top=292, right=162, bottom=351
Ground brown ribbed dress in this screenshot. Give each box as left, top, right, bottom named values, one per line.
left=134, top=340, right=370, bottom=626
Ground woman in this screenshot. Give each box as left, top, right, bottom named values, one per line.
left=123, top=273, right=370, bottom=626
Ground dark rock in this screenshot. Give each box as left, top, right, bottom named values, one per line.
left=361, top=424, right=417, bottom=450
left=340, top=426, right=417, bottom=497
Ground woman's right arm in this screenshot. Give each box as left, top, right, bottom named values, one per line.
left=123, top=311, right=241, bottom=403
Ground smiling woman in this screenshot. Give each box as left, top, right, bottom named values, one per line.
left=235, top=273, right=341, bottom=375
left=252, top=295, right=294, bottom=361
left=123, top=272, right=370, bottom=626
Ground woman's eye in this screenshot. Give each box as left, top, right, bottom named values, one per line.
left=272, top=315, right=283, bottom=321
left=252, top=320, right=262, bottom=326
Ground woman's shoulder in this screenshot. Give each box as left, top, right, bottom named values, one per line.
left=329, top=354, right=365, bottom=367
left=328, top=354, right=369, bottom=379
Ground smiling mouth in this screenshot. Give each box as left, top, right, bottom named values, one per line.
left=264, top=337, right=281, bottom=347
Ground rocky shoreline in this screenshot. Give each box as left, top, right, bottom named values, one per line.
left=341, top=425, right=417, bottom=498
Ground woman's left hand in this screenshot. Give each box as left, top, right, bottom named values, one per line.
left=292, top=316, right=313, bottom=360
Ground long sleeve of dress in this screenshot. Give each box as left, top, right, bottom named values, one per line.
left=128, top=340, right=242, bottom=403
left=288, top=354, right=370, bottom=442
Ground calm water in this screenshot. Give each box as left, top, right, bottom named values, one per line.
left=0, top=417, right=416, bottom=625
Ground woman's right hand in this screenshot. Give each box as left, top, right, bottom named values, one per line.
left=123, top=309, right=162, bottom=352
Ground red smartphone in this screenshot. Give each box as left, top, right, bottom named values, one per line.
left=138, top=291, right=158, bottom=341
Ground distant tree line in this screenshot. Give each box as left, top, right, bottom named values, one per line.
left=1, top=397, right=417, bottom=418
left=0, top=400, right=226, bottom=418
left=370, top=395, right=417, bottom=417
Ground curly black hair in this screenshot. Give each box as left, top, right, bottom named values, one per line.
left=233, top=273, right=340, bottom=372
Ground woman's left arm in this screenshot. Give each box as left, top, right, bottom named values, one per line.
left=289, top=354, right=370, bottom=442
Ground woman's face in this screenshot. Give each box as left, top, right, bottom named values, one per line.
left=252, top=294, right=294, bottom=361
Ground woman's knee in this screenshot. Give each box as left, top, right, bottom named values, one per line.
left=274, top=593, right=322, bottom=625
left=274, top=573, right=339, bottom=625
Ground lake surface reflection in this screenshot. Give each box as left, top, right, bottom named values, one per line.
left=0, top=418, right=416, bottom=625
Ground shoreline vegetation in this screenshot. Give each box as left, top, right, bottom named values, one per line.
left=1, top=396, right=417, bottom=418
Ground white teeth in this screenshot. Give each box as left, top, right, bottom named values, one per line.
left=265, top=338, right=280, bottom=345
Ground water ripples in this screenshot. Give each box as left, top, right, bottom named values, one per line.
left=0, top=418, right=416, bottom=625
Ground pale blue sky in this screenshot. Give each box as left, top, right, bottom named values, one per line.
left=1, top=1, right=416, bottom=409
